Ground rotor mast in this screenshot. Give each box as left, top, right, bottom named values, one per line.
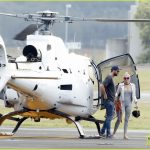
left=36, top=11, right=58, bottom=35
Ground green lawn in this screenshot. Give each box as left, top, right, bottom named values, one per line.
left=137, top=65, right=150, bottom=92
left=0, top=102, right=149, bottom=130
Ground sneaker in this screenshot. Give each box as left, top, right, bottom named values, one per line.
left=124, top=135, right=129, bottom=140
left=106, top=134, right=113, bottom=139
left=111, top=134, right=115, bottom=138
left=99, top=132, right=106, bottom=138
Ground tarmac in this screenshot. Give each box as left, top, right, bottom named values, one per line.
left=0, top=127, right=149, bottom=149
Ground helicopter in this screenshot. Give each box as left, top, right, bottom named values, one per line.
left=0, top=10, right=142, bottom=138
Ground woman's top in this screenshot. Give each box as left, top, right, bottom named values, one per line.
left=124, top=90, right=132, bottom=106
left=115, top=83, right=137, bottom=103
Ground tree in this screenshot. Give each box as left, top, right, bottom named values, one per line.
left=135, top=2, right=150, bottom=63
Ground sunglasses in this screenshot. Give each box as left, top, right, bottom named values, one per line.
left=124, top=77, right=130, bottom=80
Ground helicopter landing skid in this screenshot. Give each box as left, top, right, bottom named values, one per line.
left=68, top=118, right=85, bottom=138
left=0, top=109, right=28, bottom=136
left=0, top=109, right=104, bottom=139
left=67, top=116, right=105, bottom=139
left=47, top=109, right=105, bottom=139
left=71, top=120, right=104, bottom=139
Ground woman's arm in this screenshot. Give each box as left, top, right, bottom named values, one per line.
left=132, top=84, right=138, bottom=105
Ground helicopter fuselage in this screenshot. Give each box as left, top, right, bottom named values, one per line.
left=1, top=35, right=99, bottom=118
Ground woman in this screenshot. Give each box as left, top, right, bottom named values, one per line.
left=113, top=72, right=138, bottom=139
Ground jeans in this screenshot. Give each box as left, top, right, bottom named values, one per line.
left=101, top=100, right=114, bottom=136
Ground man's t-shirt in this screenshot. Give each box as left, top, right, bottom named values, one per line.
left=102, top=75, right=115, bottom=102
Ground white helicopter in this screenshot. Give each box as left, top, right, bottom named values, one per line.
left=0, top=10, right=142, bottom=138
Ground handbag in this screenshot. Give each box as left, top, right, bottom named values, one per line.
left=114, top=99, right=122, bottom=122
left=114, top=92, right=123, bottom=122
left=115, top=92, right=122, bottom=112
left=132, top=109, right=140, bottom=118
left=115, top=100, right=122, bottom=112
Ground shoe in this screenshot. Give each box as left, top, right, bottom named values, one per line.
left=111, top=134, right=115, bottom=138
left=99, top=132, right=106, bottom=138
left=106, top=134, right=113, bottom=139
left=124, top=135, right=129, bottom=140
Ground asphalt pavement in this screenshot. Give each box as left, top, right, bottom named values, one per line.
left=0, top=127, right=149, bottom=149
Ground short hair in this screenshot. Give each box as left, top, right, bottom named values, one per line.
left=111, top=65, right=120, bottom=72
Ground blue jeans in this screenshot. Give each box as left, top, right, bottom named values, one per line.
left=101, top=100, right=114, bottom=136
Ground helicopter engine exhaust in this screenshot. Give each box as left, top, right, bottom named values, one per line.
left=23, top=45, right=41, bottom=62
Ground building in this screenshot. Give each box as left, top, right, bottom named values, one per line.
left=128, top=2, right=143, bottom=63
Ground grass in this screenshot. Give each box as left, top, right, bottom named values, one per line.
left=137, top=65, right=150, bottom=92
left=0, top=102, right=149, bottom=130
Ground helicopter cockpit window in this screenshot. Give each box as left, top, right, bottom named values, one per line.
left=47, top=44, right=51, bottom=51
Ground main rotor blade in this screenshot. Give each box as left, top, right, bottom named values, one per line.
left=0, top=12, right=41, bottom=22
left=0, top=12, right=25, bottom=18
left=14, top=24, right=41, bottom=41
left=69, top=17, right=150, bottom=23
left=1, top=12, right=150, bottom=23
left=34, top=16, right=150, bottom=23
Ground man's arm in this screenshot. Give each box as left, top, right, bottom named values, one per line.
left=100, top=84, right=107, bottom=100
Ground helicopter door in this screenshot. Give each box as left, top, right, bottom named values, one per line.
left=90, top=61, right=100, bottom=107
left=97, top=54, right=140, bottom=109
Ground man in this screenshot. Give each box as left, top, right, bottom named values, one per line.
left=100, top=65, right=120, bottom=138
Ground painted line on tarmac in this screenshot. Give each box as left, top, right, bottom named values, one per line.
left=0, top=127, right=150, bottom=133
